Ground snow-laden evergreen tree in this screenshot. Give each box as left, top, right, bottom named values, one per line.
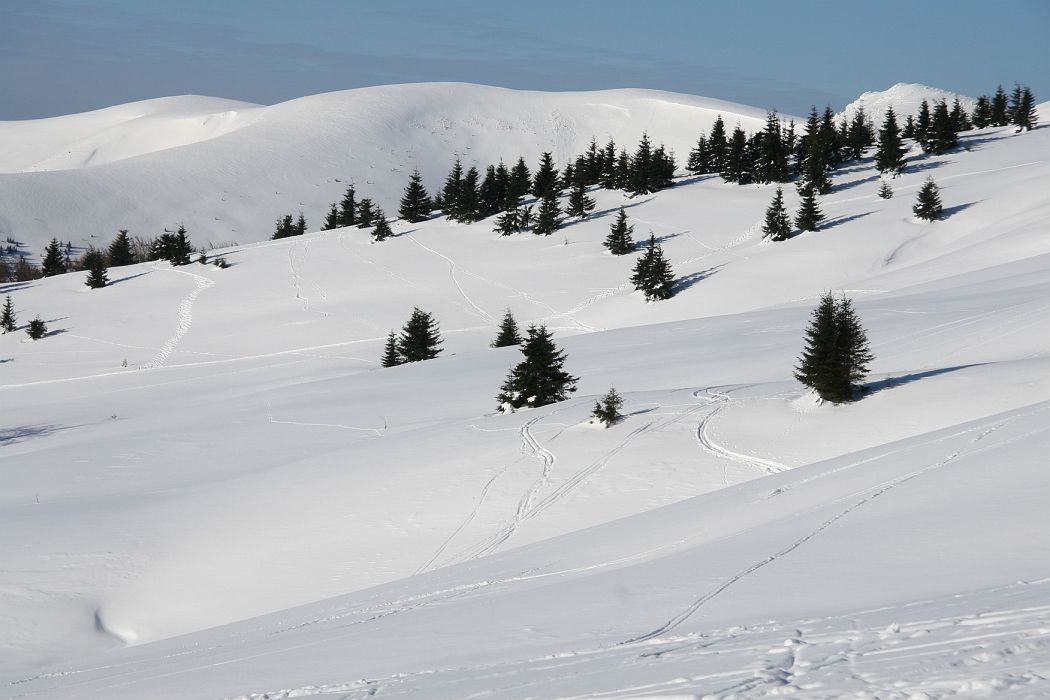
left=794, top=184, right=825, bottom=232
left=707, top=115, right=728, bottom=173
left=630, top=234, right=675, bottom=301
left=915, top=99, right=932, bottom=148
left=1, top=295, right=16, bottom=333
left=1013, top=86, right=1038, bottom=131
left=878, top=180, right=893, bottom=199
left=322, top=203, right=341, bottom=230
left=565, top=180, right=595, bottom=219
left=371, top=209, right=392, bottom=242
left=442, top=159, right=464, bottom=221
left=913, top=177, right=943, bottom=221
left=532, top=192, right=560, bottom=235
left=26, top=316, right=47, bottom=340
left=971, top=95, right=992, bottom=128
left=83, top=250, right=108, bottom=289
left=604, top=207, right=634, bottom=255
left=380, top=331, right=401, bottom=367
left=41, top=238, right=67, bottom=277
left=990, top=85, right=1010, bottom=126
left=338, top=185, right=358, bottom=227
left=356, top=198, right=375, bottom=228
left=592, top=387, right=624, bottom=427
left=875, top=106, right=907, bottom=177
left=761, top=187, right=792, bottom=242
left=491, top=308, right=523, bottom=347
left=396, top=307, right=442, bottom=362
left=531, top=152, right=559, bottom=199
left=107, top=230, right=137, bottom=267
left=399, top=169, right=432, bottom=223
left=496, top=325, right=577, bottom=411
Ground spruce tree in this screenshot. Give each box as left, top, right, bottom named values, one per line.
left=532, top=152, right=559, bottom=199
left=686, top=135, right=711, bottom=174
left=494, top=200, right=526, bottom=236
left=631, top=234, right=675, bottom=301
left=600, top=139, right=618, bottom=189
left=295, top=212, right=307, bottom=236
left=1008, top=83, right=1023, bottom=124
left=398, top=169, right=432, bottom=223
left=478, top=164, right=502, bottom=218
left=592, top=387, right=624, bottom=427
left=322, top=203, right=341, bottom=230
left=565, top=180, right=595, bottom=219
left=339, top=186, right=358, bottom=227
left=26, top=316, right=47, bottom=340
left=971, top=95, right=992, bottom=128
left=1013, top=86, right=1038, bottom=131
left=397, top=307, right=442, bottom=362
left=798, top=120, right=832, bottom=194
left=925, top=101, right=958, bottom=154
left=832, top=297, right=874, bottom=402
left=273, top=214, right=295, bottom=240
left=614, top=149, right=631, bottom=190
left=84, top=250, right=108, bottom=289
left=878, top=180, right=893, bottom=199
left=1, top=295, right=16, bottom=333
left=794, top=292, right=839, bottom=402
left=628, top=133, right=657, bottom=195
left=845, top=106, right=874, bottom=161
left=761, top=187, right=792, bottom=242
left=356, top=198, right=375, bottom=228
left=756, top=111, right=789, bottom=183
left=380, top=331, right=401, bottom=367
left=708, top=115, right=728, bottom=173
left=532, top=192, right=561, bottom=235
left=508, top=157, right=532, bottom=200
left=107, top=230, right=137, bottom=267
left=949, top=97, right=971, bottom=132
left=915, top=99, right=932, bottom=148
left=794, top=185, right=825, bottom=232
left=491, top=309, right=523, bottom=347
left=720, top=127, right=748, bottom=183
left=41, top=238, right=67, bottom=277
left=456, top=167, right=481, bottom=223
left=496, top=325, right=577, bottom=411
left=371, top=209, right=393, bottom=241
left=875, top=106, right=907, bottom=177
left=442, top=159, right=464, bottom=220
left=990, top=85, right=1010, bottom=126
left=604, top=207, right=634, bottom=255
left=902, top=115, right=916, bottom=140
left=913, top=177, right=943, bottom=221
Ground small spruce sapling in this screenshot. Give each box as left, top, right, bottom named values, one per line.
left=1, top=295, right=16, bottom=333
left=592, top=387, right=624, bottom=427
left=913, top=177, right=943, bottom=221
left=371, top=209, right=393, bottom=242
left=761, top=187, right=792, bottom=241
left=604, top=207, right=634, bottom=255
left=380, top=331, right=401, bottom=367
left=491, top=309, right=523, bottom=347
left=26, top=316, right=47, bottom=340
left=877, top=181, right=893, bottom=199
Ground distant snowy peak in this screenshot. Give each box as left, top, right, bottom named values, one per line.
left=838, top=83, right=977, bottom=126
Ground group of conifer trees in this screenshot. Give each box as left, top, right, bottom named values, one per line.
left=965, top=84, right=1038, bottom=132
left=320, top=185, right=393, bottom=241
left=0, top=293, right=47, bottom=340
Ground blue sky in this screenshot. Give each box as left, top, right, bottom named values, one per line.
left=2, top=0, right=1047, bottom=119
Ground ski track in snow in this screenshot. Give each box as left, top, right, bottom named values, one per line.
left=693, top=387, right=789, bottom=475
left=621, top=411, right=1035, bottom=646
left=405, top=233, right=497, bottom=324
left=140, top=267, right=215, bottom=369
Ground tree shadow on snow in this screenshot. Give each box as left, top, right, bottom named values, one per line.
left=106, top=271, right=153, bottom=286
left=822, top=211, right=876, bottom=229
left=940, top=201, right=980, bottom=218
left=674, top=264, right=723, bottom=294
left=591, top=197, right=656, bottom=220
left=0, top=424, right=66, bottom=446
left=833, top=174, right=881, bottom=192
left=905, top=158, right=953, bottom=175
left=863, top=364, right=986, bottom=396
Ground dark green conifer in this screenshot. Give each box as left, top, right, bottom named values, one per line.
left=84, top=250, right=108, bottom=289
left=171, top=225, right=193, bottom=265
left=756, top=111, right=789, bottom=183
left=875, top=106, right=907, bottom=177
left=630, top=234, right=675, bottom=301
left=322, top=203, right=341, bottom=230
left=26, top=316, right=47, bottom=340
left=107, top=230, right=137, bottom=267
left=628, top=133, right=657, bottom=195
left=338, top=185, right=357, bottom=228
left=478, top=165, right=502, bottom=218
left=1, top=295, right=16, bottom=333
left=565, top=180, right=595, bottom=219
left=832, top=296, right=874, bottom=402
left=396, top=307, right=443, bottom=362
left=990, top=85, right=1010, bottom=126
left=971, top=95, right=992, bottom=128
left=707, top=115, right=728, bottom=172
left=532, top=192, right=560, bottom=235
left=41, top=238, right=67, bottom=277
left=902, top=114, right=916, bottom=140
left=925, top=101, right=958, bottom=154
left=532, top=152, right=559, bottom=199
left=794, top=185, right=825, bottom=232
left=592, top=387, right=624, bottom=427
left=456, top=167, right=481, bottom=223
left=915, top=99, right=932, bottom=147
left=950, top=98, right=972, bottom=132
left=913, top=177, right=943, bottom=221
left=496, top=325, right=577, bottom=410
left=508, top=157, right=531, bottom=200
left=491, top=309, right=523, bottom=347
left=296, top=212, right=307, bottom=236
left=720, top=126, right=748, bottom=184
left=604, top=207, right=634, bottom=255
left=380, top=331, right=401, bottom=367
left=371, top=209, right=393, bottom=241
left=1013, top=86, right=1038, bottom=131
left=794, top=292, right=839, bottom=401
left=273, top=214, right=296, bottom=240
left=600, top=139, right=618, bottom=189
left=686, top=135, right=711, bottom=174
left=356, top=198, right=375, bottom=228
left=442, top=159, right=464, bottom=221
left=399, top=169, right=432, bottom=223
left=878, top=180, right=893, bottom=199
left=761, top=187, right=792, bottom=242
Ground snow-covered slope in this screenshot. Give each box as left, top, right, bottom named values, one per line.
left=0, top=83, right=772, bottom=256
left=838, top=82, right=977, bottom=125
left=1, top=91, right=1048, bottom=698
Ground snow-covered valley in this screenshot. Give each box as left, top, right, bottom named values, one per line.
left=1, top=84, right=1049, bottom=699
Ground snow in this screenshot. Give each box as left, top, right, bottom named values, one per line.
left=837, top=82, right=977, bottom=126
left=1, top=85, right=1049, bottom=699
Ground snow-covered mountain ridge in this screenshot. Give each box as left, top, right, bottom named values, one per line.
left=837, top=82, right=977, bottom=125
left=1, top=84, right=1048, bottom=698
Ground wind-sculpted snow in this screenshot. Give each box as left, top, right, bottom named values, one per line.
left=0, top=93, right=1048, bottom=697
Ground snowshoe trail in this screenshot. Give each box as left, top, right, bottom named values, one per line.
left=140, top=268, right=215, bottom=369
